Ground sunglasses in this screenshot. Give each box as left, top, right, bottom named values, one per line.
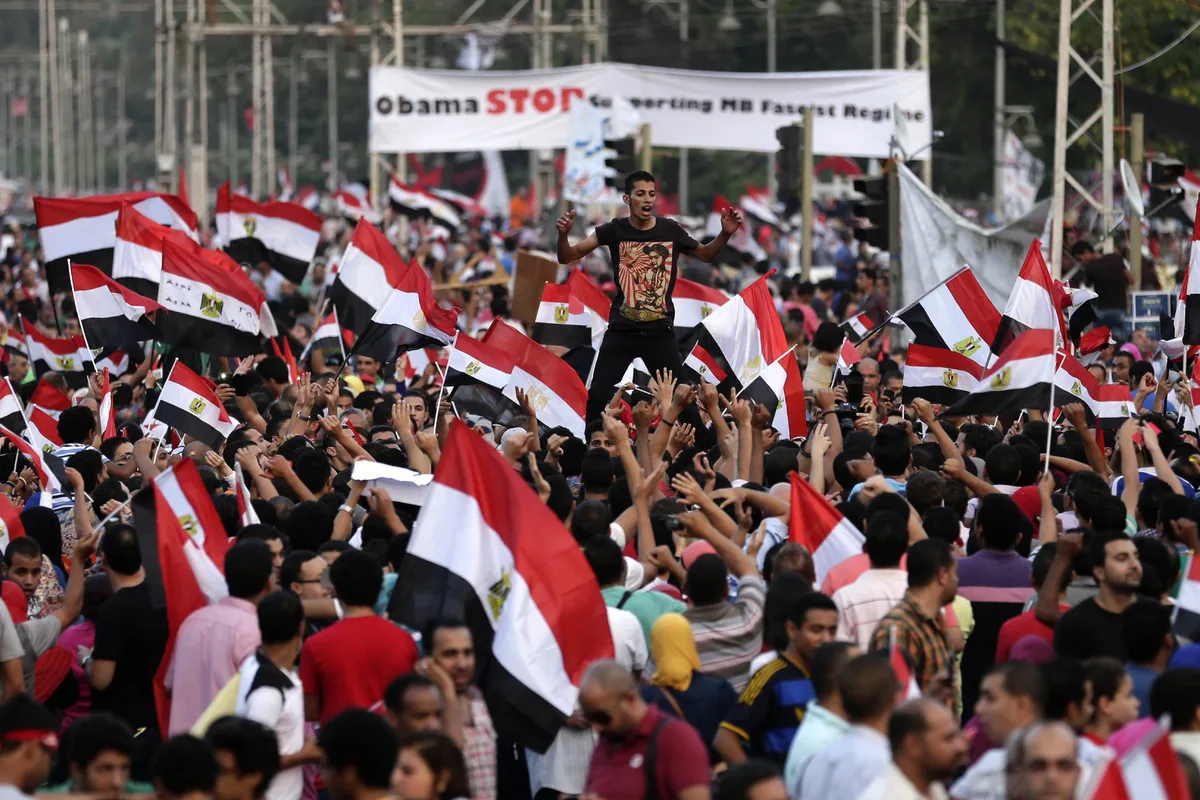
left=581, top=708, right=613, bottom=726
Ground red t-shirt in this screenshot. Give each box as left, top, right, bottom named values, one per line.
left=584, top=706, right=709, bottom=799
left=994, top=607, right=1069, bottom=664
left=299, top=616, right=419, bottom=725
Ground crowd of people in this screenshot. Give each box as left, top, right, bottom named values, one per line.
left=0, top=168, right=1193, bottom=800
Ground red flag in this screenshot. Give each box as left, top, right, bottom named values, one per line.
left=788, top=472, right=865, bottom=584
left=99, top=369, right=117, bottom=440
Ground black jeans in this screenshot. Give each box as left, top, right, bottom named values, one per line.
left=585, top=324, right=687, bottom=423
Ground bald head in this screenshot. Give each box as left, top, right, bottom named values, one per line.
left=1008, top=721, right=1080, bottom=800
left=184, top=440, right=213, bottom=466
left=581, top=660, right=636, bottom=696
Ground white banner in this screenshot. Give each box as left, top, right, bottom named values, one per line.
left=369, top=63, right=932, bottom=159
left=1001, top=131, right=1045, bottom=222
left=562, top=102, right=613, bottom=204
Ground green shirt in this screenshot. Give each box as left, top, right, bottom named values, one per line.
left=600, top=585, right=686, bottom=645
left=42, top=779, right=155, bottom=795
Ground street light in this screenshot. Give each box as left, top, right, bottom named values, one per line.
left=718, top=0, right=741, bottom=31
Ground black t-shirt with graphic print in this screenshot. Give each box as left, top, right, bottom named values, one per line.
left=594, top=217, right=700, bottom=332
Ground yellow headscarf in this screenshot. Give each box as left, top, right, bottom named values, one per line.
left=650, top=613, right=701, bottom=692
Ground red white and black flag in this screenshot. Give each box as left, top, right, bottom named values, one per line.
left=444, top=333, right=519, bottom=423
left=355, top=259, right=458, bottom=362
left=388, top=421, right=614, bottom=753
left=28, top=377, right=70, bottom=420
left=388, top=177, right=461, bottom=233
left=0, top=423, right=63, bottom=505
left=23, top=321, right=92, bottom=388
left=1096, top=384, right=1139, bottom=430
left=98, top=368, right=118, bottom=440
left=901, top=343, right=984, bottom=406
left=483, top=320, right=588, bottom=439
left=738, top=349, right=807, bottom=440
left=840, top=310, right=885, bottom=345
left=993, top=240, right=1068, bottom=355
left=683, top=273, right=788, bottom=392
left=1052, top=351, right=1100, bottom=418
left=26, top=407, right=62, bottom=455
left=69, top=263, right=161, bottom=349
left=150, top=361, right=238, bottom=450
left=672, top=278, right=728, bottom=344
left=946, top=328, right=1057, bottom=417
left=328, top=219, right=411, bottom=339
left=832, top=338, right=862, bottom=387
left=895, top=266, right=1000, bottom=369
left=790, top=473, right=865, bottom=584
left=215, top=182, right=323, bottom=284
left=299, top=310, right=350, bottom=365
left=33, top=192, right=199, bottom=292
left=531, top=283, right=592, bottom=349
left=131, top=458, right=230, bottom=733
left=335, top=189, right=381, bottom=225
left=157, top=237, right=278, bottom=357
left=0, top=379, right=24, bottom=435
left=112, top=202, right=195, bottom=298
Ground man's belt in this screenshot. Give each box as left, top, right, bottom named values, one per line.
left=619, top=306, right=668, bottom=322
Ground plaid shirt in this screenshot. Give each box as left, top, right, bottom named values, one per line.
left=462, top=686, right=497, bottom=800
left=869, top=592, right=959, bottom=719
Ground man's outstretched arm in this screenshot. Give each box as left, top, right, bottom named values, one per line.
left=556, top=209, right=602, bottom=264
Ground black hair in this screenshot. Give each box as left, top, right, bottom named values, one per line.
left=319, top=540, right=352, bottom=556
left=1151, top=668, right=1200, bottom=731
left=98, top=523, right=142, bottom=575
left=1032, top=542, right=1071, bottom=593
left=905, top=470, right=946, bottom=516
left=1085, top=657, right=1129, bottom=710
left=984, top=444, right=1021, bottom=485
left=684, top=553, right=729, bottom=607
left=975, top=494, right=1024, bottom=551
left=4, top=535, right=40, bottom=567
left=21, top=506, right=61, bottom=573
left=838, top=653, right=897, bottom=723
left=256, top=356, right=289, bottom=384
left=571, top=500, right=612, bottom=545
left=582, top=535, right=624, bottom=587
left=788, top=592, right=837, bottom=629
left=319, top=709, right=400, bottom=788
left=1135, top=535, right=1177, bottom=599
left=329, top=548, right=383, bottom=608
left=257, top=590, right=304, bottom=645
left=287, top=501, right=334, bottom=552
left=987, top=661, right=1047, bottom=712
left=204, top=717, right=281, bottom=798
left=580, top=449, right=615, bottom=494
left=1088, top=530, right=1132, bottom=574
left=97, top=436, right=130, bottom=461
left=384, top=674, right=437, bottom=715
left=960, top=423, right=1002, bottom=458
left=1124, top=598, right=1174, bottom=665
left=1039, top=658, right=1089, bottom=722
left=240, top=523, right=283, bottom=545
left=57, top=406, right=96, bottom=444
left=888, top=699, right=935, bottom=755
left=863, top=511, right=908, bottom=568
left=624, top=170, right=656, bottom=195
left=292, top=450, right=332, bottom=495
left=762, top=572, right=813, bottom=652
left=810, top=641, right=857, bottom=702
left=873, top=425, right=911, bottom=477
left=715, top=761, right=782, bottom=800
left=1138, top=478, right=1176, bottom=529
left=63, top=712, right=134, bottom=768
left=906, top=538, right=954, bottom=589
left=922, top=507, right=962, bottom=547
left=396, top=731, right=471, bottom=799
left=152, top=734, right=218, bottom=797
left=66, top=450, right=104, bottom=494
left=223, top=539, right=274, bottom=600
left=812, top=322, right=844, bottom=354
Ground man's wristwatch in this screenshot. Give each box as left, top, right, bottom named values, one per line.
left=338, top=504, right=354, bottom=516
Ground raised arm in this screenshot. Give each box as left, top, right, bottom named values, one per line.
left=555, top=210, right=601, bottom=265
left=692, top=207, right=741, bottom=263
left=1063, top=403, right=1111, bottom=479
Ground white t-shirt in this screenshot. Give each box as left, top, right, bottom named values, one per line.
left=605, top=607, right=648, bottom=673
left=236, top=654, right=305, bottom=800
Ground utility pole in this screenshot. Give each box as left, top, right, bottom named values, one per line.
left=117, top=52, right=127, bottom=190
left=226, top=66, right=236, bottom=190
left=1, top=72, right=9, bottom=178
left=77, top=31, right=90, bottom=193
left=165, top=0, right=177, bottom=191
left=59, top=18, right=72, bottom=194
left=263, top=26, right=275, bottom=197
left=326, top=37, right=337, bottom=192
left=1130, top=113, right=1144, bottom=286
left=250, top=0, right=262, bottom=197
left=871, top=0, right=880, bottom=69
left=1048, top=0, right=1114, bottom=278
left=288, top=44, right=298, bottom=191
left=38, top=0, right=48, bottom=190
left=800, top=107, right=813, bottom=280
left=992, top=0, right=1005, bottom=217
left=895, top=0, right=931, bottom=186
left=23, top=71, right=34, bottom=185
left=48, top=7, right=61, bottom=195
left=639, top=122, right=651, bottom=173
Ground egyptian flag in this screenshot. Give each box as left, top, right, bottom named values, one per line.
left=1180, top=205, right=1200, bottom=346
left=993, top=240, right=1068, bottom=355
left=841, top=310, right=884, bottom=345
left=70, top=263, right=161, bottom=349
left=901, top=343, right=983, bottom=406
left=0, top=423, right=63, bottom=504
left=0, top=379, right=25, bottom=435
left=234, top=463, right=260, bottom=527
left=1081, top=720, right=1189, bottom=800
left=672, top=278, right=728, bottom=344
left=98, top=369, right=117, bottom=440
left=111, top=202, right=194, bottom=297
left=739, top=350, right=807, bottom=440
left=26, top=407, right=62, bottom=454
left=1063, top=285, right=1099, bottom=342
left=34, top=193, right=200, bottom=291
left=1053, top=352, right=1100, bottom=417
left=706, top=195, right=765, bottom=265
left=1096, top=384, right=1138, bottom=430
left=3, top=328, right=27, bottom=362
left=157, top=237, right=278, bottom=357
left=329, top=219, right=411, bottom=338
left=389, top=421, right=614, bottom=753
left=402, top=348, right=444, bottom=384
left=299, top=310, right=348, bottom=364
left=483, top=320, right=587, bottom=439
left=832, top=338, right=862, bottom=387
left=150, top=361, right=237, bottom=450
left=28, top=379, right=70, bottom=420
left=442, top=334, right=517, bottom=422
left=355, top=260, right=458, bottom=362
left=789, top=472, right=865, bottom=584
left=23, top=323, right=91, bottom=388
left=388, top=177, right=461, bottom=233
left=896, top=267, right=1000, bottom=369
left=269, top=337, right=298, bottom=384
left=0, top=496, right=25, bottom=554
left=131, top=459, right=230, bottom=734
left=565, top=270, right=611, bottom=354
left=531, top=284, right=592, bottom=349
left=428, top=187, right=489, bottom=219
left=683, top=273, right=787, bottom=391
left=295, top=187, right=319, bottom=212
left=335, top=189, right=380, bottom=225
left=946, top=329, right=1057, bottom=417
left=215, top=182, right=322, bottom=283
left=615, top=358, right=653, bottom=397
left=1079, top=327, right=1113, bottom=367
